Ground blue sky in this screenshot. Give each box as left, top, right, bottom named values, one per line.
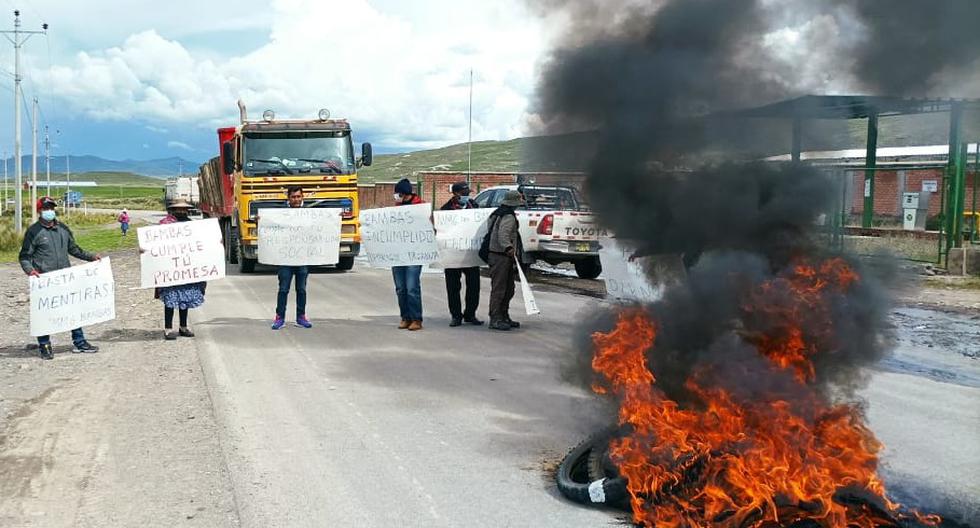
left=0, top=0, right=552, bottom=163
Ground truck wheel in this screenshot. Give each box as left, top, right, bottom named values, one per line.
left=335, top=256, right=355, bottom=271
left=574, top=257, right=602, bottom=280
left=225, top=222, right=239, bottom=264
left=240, top=256, right=256, bottom=273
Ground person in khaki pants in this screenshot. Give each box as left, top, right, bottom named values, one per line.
left=487, top=190, right=524, bottom=331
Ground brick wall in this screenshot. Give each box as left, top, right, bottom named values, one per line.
left=357, top=182, right=399, bottom=210
left=849, top=168, right=979, bottom=219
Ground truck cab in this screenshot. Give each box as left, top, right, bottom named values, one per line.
left=199, top=105, right=372, bottom=273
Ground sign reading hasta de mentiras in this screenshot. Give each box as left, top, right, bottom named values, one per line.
left=257, top=208, right=342, bottom=266
left=359, top=203, right=438, bottom=267
left=138, top=218, right=225, bottom=289
left=30, top=258, right=116, bottom=337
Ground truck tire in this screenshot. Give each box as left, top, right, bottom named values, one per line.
left=225, top=222, right=239, bottom=264
left=555, top=428, right=628, bottom=508
left=335, top=256, right=355, bottom=271
left=574, top=257, right=602, bottom=280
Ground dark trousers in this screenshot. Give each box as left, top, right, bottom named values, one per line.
left=165, top=307, right=189, bottom=329
left=276, top=266, right=309, bottom=319
left=444, top=267, right=480, bottom=320
left=37, top=328, right=85, bottom=346
left=488, top=253, right=516, bottom=323
left=392, top=265, right=423, bottom=321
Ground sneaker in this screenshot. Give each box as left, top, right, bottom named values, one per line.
left=296, top=316, right=313, bottom=329
left=398, top=320, right=411, bottom=329
left=271, top=316, right=285, bottom=330
left=449, top=318, right=462, bottom=327
left=463, top=316, right=484, bottom=326
left=489, top=320, right=512, bottom=331
left=73, top=341, right=100, bottom=353
left=408, top=320, right=423, bottom=331
left=39, top=343, right=54, bottom=360
left=178, top=327, right=195, bottom=337
left=164, top=330, right=177, bottom=340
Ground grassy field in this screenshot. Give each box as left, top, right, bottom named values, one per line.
left=1, top=171, right=164, bottom=211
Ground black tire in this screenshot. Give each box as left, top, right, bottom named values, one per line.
left=556, top=429, right=628, bottom=508
left=574, top=257, right=602, bottom=280
left=335, top=256, right=355, bottom=271
left=240, top=256, right=256, bottom=273
left=225, top=221, right=239, bottom=264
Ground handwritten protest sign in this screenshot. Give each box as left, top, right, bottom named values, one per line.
left=599, top=237, right=663, bottom=303
left=258, top=208, right=342, bottom=266
left=30, top=258, right=115, bottom=337
left=514, top=256, right=541, bottom=315
left=359, top=203, right=438, bottom=268
left=433, top=208, right=495, bottom=269
left=138, top=218, right=225, bottom=288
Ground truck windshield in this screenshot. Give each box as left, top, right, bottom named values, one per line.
left=243, top=131, right=355, bottom=176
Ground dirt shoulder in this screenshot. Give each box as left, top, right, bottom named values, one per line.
left=0, top=251, right=238, bottom=527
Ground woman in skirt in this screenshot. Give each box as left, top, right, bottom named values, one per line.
left=155, top=199, right=207, bottom=340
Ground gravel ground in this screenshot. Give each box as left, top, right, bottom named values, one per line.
left=0, top=251, right=238, bottom=527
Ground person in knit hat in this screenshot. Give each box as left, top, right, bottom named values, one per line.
left=391, top=178, right=425, bottom=330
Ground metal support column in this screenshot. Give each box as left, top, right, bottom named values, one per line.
left=944, top=103, right=966, bottom=258
left=972, top=140, right=978, bottom=244
left=862, top=111, right=879, bottom=228
left=791, top=117, right=802, bottom=162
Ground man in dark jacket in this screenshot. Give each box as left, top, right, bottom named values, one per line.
left=487, top=190, right=524, bottom=331
left=19, top=196, right=102, bottom=359
left=440, top=181, right=484, bottom=327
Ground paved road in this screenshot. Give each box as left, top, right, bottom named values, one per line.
left=86, top=207, right=167, bottom=224
left=191, top=262, right=980, bottom=527
left=194, top=261, right=621, bottom=528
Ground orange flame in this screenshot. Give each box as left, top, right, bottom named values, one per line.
left=591, top=258, right=939, bottom=528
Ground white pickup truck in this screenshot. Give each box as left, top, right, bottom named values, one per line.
left=473, top=184, right=606, bottom=279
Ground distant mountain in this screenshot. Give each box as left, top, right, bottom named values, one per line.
left=4, top=155, right=201, bottom=178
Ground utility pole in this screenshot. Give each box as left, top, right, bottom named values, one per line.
left=65, top=153, right=70, bottom=216
left=1, top=10, right=48, bottom=233
left=30, top=96, right=37, bottom=222
left=467, top=68, right=473, bottom=184
left=44, top=125, right=49, bottom=196
left=1, top=150, right=5, bottom=216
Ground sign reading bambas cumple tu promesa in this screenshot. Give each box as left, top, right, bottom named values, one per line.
left=138, top=218, right=225, bottom=288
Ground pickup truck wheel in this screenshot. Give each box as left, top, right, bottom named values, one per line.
left=574, top=257, right=602, bottom=280
left=335, top=256, right=355, bottom=271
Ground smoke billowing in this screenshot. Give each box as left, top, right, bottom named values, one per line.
left=533, top=1, right=980, bottom=522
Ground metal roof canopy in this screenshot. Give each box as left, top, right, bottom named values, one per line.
left=731, top=95, right=980, bottom=120
left=733, top=94, right=980, bottom=266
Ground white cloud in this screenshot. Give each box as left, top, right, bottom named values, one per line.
left=167, top=140, right=193, bottom=151
left=39, top=0, right=553, bottom=150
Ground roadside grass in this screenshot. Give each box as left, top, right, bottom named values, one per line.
left=2, top=179, right=164, bottom=211
left=924, top=275, right=980, bottom=290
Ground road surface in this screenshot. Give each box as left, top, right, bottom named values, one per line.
left=194, top=261, right=622, bottom=527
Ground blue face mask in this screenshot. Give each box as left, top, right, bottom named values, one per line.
left=41, top=210, right=56, bottom=222
left=458, top=195, right=470, bottom=205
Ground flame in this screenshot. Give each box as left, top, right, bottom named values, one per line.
left=591, top=258, right=940, bottom=528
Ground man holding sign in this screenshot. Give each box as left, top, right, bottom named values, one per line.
left=439, top=181, right=483, bottom=327
left=19, top=196, right=103, bottom=359
left=268, top=187, right=315, bottom=330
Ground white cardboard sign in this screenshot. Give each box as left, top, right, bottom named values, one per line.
left=258, top=208, right=342, bottom=266
left=599, top=238, right=663, bottom=303
left=359, top=203, right=439, bottom=268
left=30, top=258, right=116, bottom=337
left=514, top=256, right=541, bottom=315
left=138, top=218, right=225, bottom=288
left=433, top=208, right=495, bottom=269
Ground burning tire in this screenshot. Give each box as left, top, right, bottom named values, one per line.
left=574, top=257, right=603, bottom=279
left=555, top=429, right=628, bottom=508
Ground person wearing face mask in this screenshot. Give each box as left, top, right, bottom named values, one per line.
left=155, top=200, right=207, bottom=340
left=19, top=196, right=102, bottom=359
left=439, top=181, right=483, bottom=327
left=391, top=178, right=425, bottom=331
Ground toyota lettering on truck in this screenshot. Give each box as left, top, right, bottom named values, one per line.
left=196, top=101, right=372, bottom=273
